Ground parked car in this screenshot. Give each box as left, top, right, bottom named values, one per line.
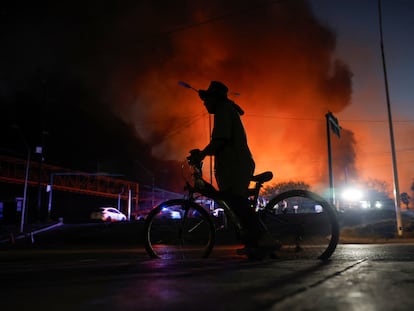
left=90, top=207, right=127, bottom=222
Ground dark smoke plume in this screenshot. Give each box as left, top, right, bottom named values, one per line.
left=0, top=0, right=356, bottom=191
left=106, top=0, right=355, bottom=189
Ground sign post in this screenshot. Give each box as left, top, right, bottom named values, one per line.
left=326, top=111, right=341, bottom=206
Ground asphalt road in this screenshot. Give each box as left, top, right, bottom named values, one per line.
left=2, top=242, right=414, bottom=311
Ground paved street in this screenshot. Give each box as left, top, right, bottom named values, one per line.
left=1, top=242, right=414, bottom=311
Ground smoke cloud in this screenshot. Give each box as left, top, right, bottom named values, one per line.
left=106, top=0, right=355, bottom=190
left=0, top=0, right=356, bottom=192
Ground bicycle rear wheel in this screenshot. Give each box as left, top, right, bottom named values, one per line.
left=261, top=190, right=339, bottom=260
left=144, top=199, right=216, bottom=259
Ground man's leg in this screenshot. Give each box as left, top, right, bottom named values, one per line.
left=223, top=193, right=266, bottom=248
left=223, top=193, right=282, bottom=259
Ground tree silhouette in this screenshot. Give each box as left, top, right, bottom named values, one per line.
left=401, top=192, right=411, bottom=209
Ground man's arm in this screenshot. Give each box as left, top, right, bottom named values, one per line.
left=201, top=138, right=227, bottom=157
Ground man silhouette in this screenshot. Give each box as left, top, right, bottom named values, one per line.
left=189, top=81, right=278, bottom=258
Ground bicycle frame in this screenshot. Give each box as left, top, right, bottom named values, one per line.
left=144, top=158, right=339, bottom=260
left=184, top=160, right=339, bottom=260
left=183, top=159, right=272, bottom=237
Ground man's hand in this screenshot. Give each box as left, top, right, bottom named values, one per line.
left=187, top=149, right=204, bottom=165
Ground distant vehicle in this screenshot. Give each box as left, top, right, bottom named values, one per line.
left=135, top=214, right=146, bottom=221
left=160, top=207, right=181, bottom=219
left=90, top=207, right=127, bottom=222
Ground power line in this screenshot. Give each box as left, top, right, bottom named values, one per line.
left=162, top=0, right=290, bottom=36
left=341, top=119, right=414, bottom=124
left=247, top=113, right=414, bottom=124
left=247, top=114, right=322, bottom=121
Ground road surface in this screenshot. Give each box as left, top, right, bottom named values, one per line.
left=1, top=243, right=414, bottom=310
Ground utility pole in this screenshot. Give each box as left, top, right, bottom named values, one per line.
left=378, top=0, right=403, bottom=236
left=209, top=114, right=213, bottom=186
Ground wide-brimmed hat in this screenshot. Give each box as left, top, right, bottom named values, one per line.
left=198, top=81, right=228, bottom=100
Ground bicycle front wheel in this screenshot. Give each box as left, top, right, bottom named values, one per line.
left=144, top=199, right=216, bottom=259
left=261, top=190, right=339, bottom=260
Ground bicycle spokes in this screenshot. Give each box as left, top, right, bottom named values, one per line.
left=144, top=199, right=215, bottom=259
left=262, top=190, right=339, bottom=260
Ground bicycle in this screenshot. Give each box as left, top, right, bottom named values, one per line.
left=144, top=155, right=340, bottom=261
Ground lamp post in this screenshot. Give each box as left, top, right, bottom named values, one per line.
left=36, top=130, right=48, bottom=222
left=11, top=125, right=31, bottom=233
left=21, top=148, right=31, bottom=233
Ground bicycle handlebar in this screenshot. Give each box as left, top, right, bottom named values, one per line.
left=185, top=153, right=219, bottom=197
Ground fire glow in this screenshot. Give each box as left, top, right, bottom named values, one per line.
left=108, top=1, right=375, bottom=192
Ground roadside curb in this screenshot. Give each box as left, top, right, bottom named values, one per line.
left=340, top=237, right=414, bottom=244
left=0, top=221, right=64, bottom=245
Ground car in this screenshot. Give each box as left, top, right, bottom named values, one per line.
left=90, top=207, right=127, bottom=222
left=135, top=214, right=146, bottom=221
left=160, top=207, right=182, bottom=219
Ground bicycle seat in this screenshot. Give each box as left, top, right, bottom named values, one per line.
left=251, top=171, right=273, bottom=183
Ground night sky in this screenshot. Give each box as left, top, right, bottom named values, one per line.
left=1, top=0, right=413, bottom=195
left=311, top=0, right=414, bottom=195
left=1, top=0, right=184, bottom=189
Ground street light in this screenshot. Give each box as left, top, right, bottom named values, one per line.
left=11, top=124, right=31, bottom=233
left=21, top=149, right=30, bottom=233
